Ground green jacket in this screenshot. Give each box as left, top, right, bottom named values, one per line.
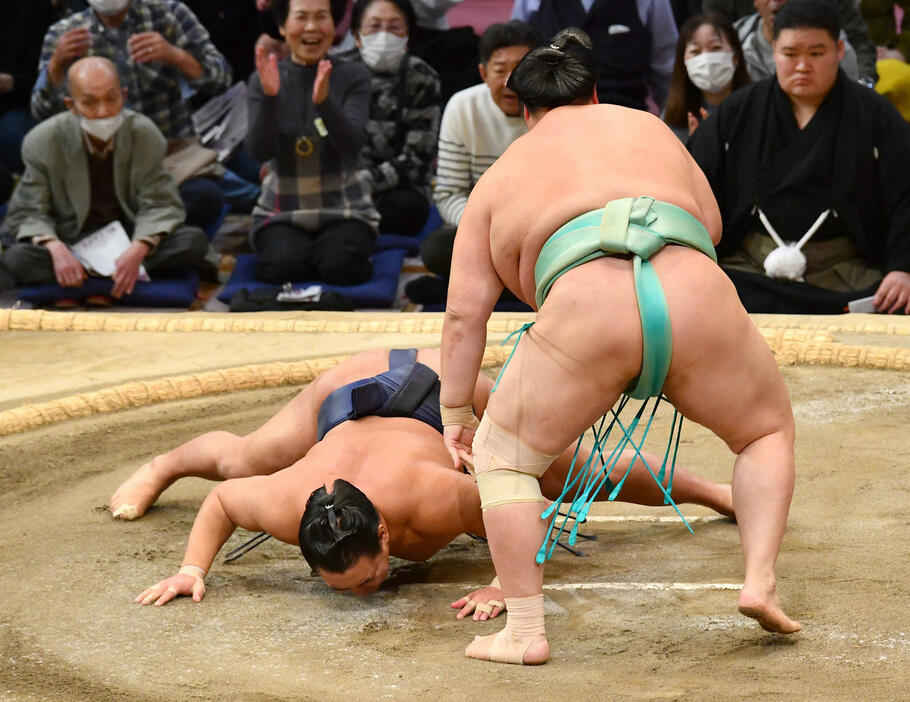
left=7, top=109, right=185, bottom=246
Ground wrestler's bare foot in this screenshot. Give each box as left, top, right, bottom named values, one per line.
left=110, top=458, right=173, bottom=520
left=464, top=631, right=549, bottom=665
left=738, top=582, right=802, bottom=634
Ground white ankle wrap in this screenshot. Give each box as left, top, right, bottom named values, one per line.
left=479, top=594, right=546, bottom=664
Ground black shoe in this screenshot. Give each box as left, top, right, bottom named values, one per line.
left=404, top=274, right=447, bottom=304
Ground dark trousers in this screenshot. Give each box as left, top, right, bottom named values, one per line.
left=723, top=266, right=881, bottom=314
left=0, top=109, right=34, bottom=174
left=0, top=225, right=211, bottom=291
left=376, top=187, right=430, bottom=237
left=415, top=223, right=520, bottom=304
left=420, top=223, right=456, bottom=278
left=253, top=219, right=374, bottom=285
left=179, top=177, right=225, bottom=231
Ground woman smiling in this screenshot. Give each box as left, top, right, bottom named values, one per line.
left=246, top=0, right=379, bottom=286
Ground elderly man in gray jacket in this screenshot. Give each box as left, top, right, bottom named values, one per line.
left=0, top=57, right=210, bottom=299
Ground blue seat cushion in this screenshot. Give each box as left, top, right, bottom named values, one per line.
left=17, top=267, right=200, bottom=308
left=217, top=248, right=407, bottom=308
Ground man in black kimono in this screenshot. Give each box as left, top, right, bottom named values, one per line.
left=688, top=0, right=910, bottom=314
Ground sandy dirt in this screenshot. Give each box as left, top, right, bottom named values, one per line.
left=2, top=326, right=910, bottom=700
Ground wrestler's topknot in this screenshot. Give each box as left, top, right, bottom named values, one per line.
left=507, top=27, right=598, bottom=111
left=299, top=479, right=381, bottom=573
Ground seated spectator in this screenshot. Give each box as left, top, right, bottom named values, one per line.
left=733, top=0, right=860, bottom=81
left=861, top=0, right=910, bottom=120
left=706, top=0, right=879, bottom=83
left=511, top=0, right=678, bottom=110
left=335, top=0, right=441, bottom=237
left=0, top=162, right=12, bottom=207
left=0, top=58, right=211, bottom=299
left=0, top=1, right=55, bottom=175
left=862, top=0, right=910, bottom=60
left=30, top=0, right=233, bottom=230
left=876, top=57, right=910, bottom=121
left=247, top=0, right=378, bottom=285
left=406, top=20, right=538, bottom=304
left=663, top=11, right=751, bottom=140
left=688, top=0, right=910, bottom=315
left=409, top=0, right=483, bottom=103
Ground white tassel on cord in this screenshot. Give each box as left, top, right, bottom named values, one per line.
left=759, top=207, right=831, bottom=280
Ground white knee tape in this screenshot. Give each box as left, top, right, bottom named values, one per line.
left=472, top=414, right=558, bottom=510
left=476, top=470, right=543, bottom=510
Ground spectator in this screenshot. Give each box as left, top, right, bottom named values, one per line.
left=405, top=21, right=538, bottom=304
left=0, top=1, right=55, bottom=175
left=688, top=0, right=910, bottom=314
left=734, top=0, right=859, bottom=81
left=706, top=0, right=878, bottom=83
left=511, top=0, right=678, bottom=110
left=663, top=11, right=750, bottom=140
left=0, top=58, right=211, bottom=299
left=409, top=0, right=483, bottom=103
left=862, top=0, right=910, bottom=60
left=246, top=0, right=378, bottom=285
left=30, top=0, right=233, bottom=230
left=0, top=162, right=12, bottom=207
left=334, top=0, right=441, bottom=237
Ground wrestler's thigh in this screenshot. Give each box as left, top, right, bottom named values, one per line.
left=243, top=347, right=393, bottom=471
left=662, top=272, right=793, bottom=454
left=485, top=261, right=643, bottom=455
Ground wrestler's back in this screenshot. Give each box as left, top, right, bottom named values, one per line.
left=271, top=417, right=483, bottom=561
left=472, top=104, right=720, bottom=303
left=469, top=103, right=790, bottom=458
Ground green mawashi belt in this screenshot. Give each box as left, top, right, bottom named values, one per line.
left=534, top=196, right=716, bottom=399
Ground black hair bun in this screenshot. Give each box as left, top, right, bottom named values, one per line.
left=550, top=27, right=594, bottom=52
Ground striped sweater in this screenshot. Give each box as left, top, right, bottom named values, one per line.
left=433, top=83, right=527, bottom=226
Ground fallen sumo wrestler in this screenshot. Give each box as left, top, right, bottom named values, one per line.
left=112, top=347, right=733, bottom=617
left=439, top=28, right=802, bottom=666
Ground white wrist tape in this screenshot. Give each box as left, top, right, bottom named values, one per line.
left=440, top=404, right=479, bottom=430
left=179, top=564, right=206, bottom=580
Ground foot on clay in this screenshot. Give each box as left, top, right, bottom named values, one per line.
left=110, top=460, right=171, bottom=520
left=738, top=586, right=802, bottom=634
left=465, top=630, right=550, bottom=665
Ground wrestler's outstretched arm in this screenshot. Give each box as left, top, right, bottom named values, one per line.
left=135, top=475, right=298, bottom=606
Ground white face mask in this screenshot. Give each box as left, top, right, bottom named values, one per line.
left=80, top=112, right=125, bottom=143
left=359, top=31, right=408, bottom=73
left=88, top=0, right=130, bottom=17
left=685, top=51, right=736, bottom=93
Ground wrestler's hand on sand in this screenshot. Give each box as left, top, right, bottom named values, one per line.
left=451, top=585, right=505, bottom=621
left=135, top=572, right=205, bottom=607
left=443, top=424, right=475, bottom=470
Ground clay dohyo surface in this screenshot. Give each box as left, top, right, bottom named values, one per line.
left=2, top=357, right=909, bottom=701
left=1, top=313, right=908, bottom=699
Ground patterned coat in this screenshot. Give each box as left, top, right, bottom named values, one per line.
left=337, top=49, right=440, bottom=203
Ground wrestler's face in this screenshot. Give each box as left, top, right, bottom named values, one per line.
left=319, top=551, right=390, bottom=596
left=317, top=523, right=391, bottom=596
left=774, top=28, right=843, bottom=102
left=479, top=44, right=533, bottom=117
left=281, top=0, right=335, bottom=65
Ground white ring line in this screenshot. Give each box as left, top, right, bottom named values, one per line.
left=444, top=582, right=743, bottom=592
left=576, top=515, right=728, bottom=523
